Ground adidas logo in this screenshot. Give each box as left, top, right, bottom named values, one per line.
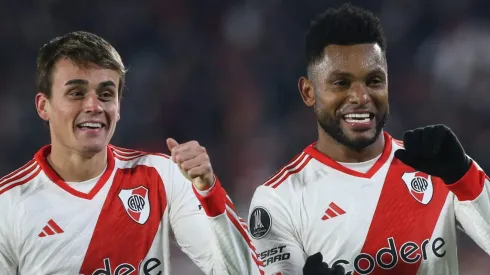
left=38, top=219, right=64, bottom=238
left=321, top=202, right=346, bottom=220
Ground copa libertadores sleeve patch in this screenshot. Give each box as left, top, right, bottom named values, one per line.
left=249, top=207, right=272, bottom=239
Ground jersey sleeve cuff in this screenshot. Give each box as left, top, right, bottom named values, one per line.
left=194, top=177, right=216, bottom=196
left=192, top=176, right=226, bottom=217
left=446, top=161, right=486, bottom=201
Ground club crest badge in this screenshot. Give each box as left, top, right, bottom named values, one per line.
left=118, top=186, right=150, bottom=224
left=401, top=172, right=434, bottom=205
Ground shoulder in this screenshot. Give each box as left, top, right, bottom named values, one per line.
left=263, top=151, right=314, bottom=189
left=252, top=151, right=314, bottom=205
left=0, top=158, right=43, bottom=204
left=110, top=145, right=173, bottom=168
left=391, top=136, right=404, bottom=149
left=109, top=145, right=186, bottom=192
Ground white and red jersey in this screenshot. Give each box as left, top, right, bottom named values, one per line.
left=0, top=145, right=263, bottom=275
left=248, top=132, right=490, bottom=275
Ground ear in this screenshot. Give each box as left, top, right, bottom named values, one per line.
left=35, top=92, right=50, bottom=121
left=298, top=76, right=315, bottom=107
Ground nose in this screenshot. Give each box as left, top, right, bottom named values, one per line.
left=348, top=82, right=371, bottom=106
left=82, top=91, right=103, bottom=114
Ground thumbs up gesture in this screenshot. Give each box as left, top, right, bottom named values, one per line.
left=166, top=138, right=215, bottom=191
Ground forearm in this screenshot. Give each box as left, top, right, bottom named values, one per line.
left=450, top=162, right=490, bottom=254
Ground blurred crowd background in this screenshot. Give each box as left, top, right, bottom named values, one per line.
left=0, top=0, right=489, bottom=273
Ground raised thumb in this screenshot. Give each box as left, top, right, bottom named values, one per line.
left=166, top=138, right=179, bottom=151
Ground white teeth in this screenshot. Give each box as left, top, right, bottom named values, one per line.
left=80, top=122, right=102, bottom=128
left=345, top=118, right=370, bottom=123
left=344, top=113, right=370, bottom=119
left=344, top=113, right=372, bottom=124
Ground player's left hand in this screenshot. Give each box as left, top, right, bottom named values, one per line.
left=394, top=124, right=472, bottom=185
left=303, top=252, right=346, bottom=275
left=166, top=138, right=215, bottom=191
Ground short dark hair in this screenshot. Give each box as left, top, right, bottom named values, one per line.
left=36, top=31, right=127, bottom=99
left=305, top=3, right=386, bottom=68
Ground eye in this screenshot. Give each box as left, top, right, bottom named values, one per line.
left=69, top=90, right=83, bottom=97
left=99, top=90, right=115, bottom=100
left=367, top=77, right=384, bottom=87
left=102, top=92, right=112, bottom=98
left=333, top=79, right=349, bottom=87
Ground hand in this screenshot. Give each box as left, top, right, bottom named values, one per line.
left=166, top=138, right=215, bottom=191
left=303, top=252, right=346, bottom=275
left=394, top=124, right=471, bottom=184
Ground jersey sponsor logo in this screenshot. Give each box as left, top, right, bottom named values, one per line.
left=88, top=257, right=162, bottom=275
left=401, top=172, right=434, bottom=205
left=118, top=186, right=151, bottom=225
left=332, top=237, right=446, bottom=275
left=249, top=207, right=272, bottom=239
left=259, top=245, right=290, bottom=267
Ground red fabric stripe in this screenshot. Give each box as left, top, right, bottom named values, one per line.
left=325, top=208, right=337, bottom=218
left=329, top=202, right=346, bottom=215
left=0, top=167, right=41, bottom=195
left=225, top=210, right=260, bottom=259
left=271, top=156, right=312, bottom=189
left=251, top=252, right=265, bottom=275
left=0, top=162, right=37, bottom=188
left=0, top=159, right=35, bottom=183
left=38, top=232, right=46, bottom=237
left=113, top=153, right=169, bottom=162
left=112, top=149, right=141, bottom=157
left=192, top=178, right=226, bottom=217
left=43, top=225, right=55, bottom=236
left=110, top=145, right=141, bottom=154
left=47, top=219, right=64, bottom=234
left=113, top=154, right=144, bottom=161
left=229, top=214, right=256, bottom=252
left=304, top=132, right=393, bottom=179
left=393, top=139, right=404, bottom=147
left=264, top=153, right=306, bottom=186
left=446, top=162, right=486, bottom=201
left=113, top=154, right=146, bottom=162
left=226, top=197, right=237, bottom=212
left=111, top=146, right=170, bottom=159
left=35, top=146, right=115, bottom=200
left=79, top=166, right=167, bottom=273
left=355, top=159, right=449, bottom=275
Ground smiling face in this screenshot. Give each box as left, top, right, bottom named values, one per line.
left=299, top=43, right=389, bottom=151
left=36, top=58, right=121, bottom=156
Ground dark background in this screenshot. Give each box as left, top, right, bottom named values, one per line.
left=0, top=0, right=489, bottom=273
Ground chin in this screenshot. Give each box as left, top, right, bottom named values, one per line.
left=318, top=114, right=385, bottom=152
left=343, top=130, right=380, bottom=151
left=77, top=142, right=108, bottom=155
left=347, top=128, right=377, bottom=140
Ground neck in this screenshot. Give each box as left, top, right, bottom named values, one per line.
left=315, top=128, right=385, bottom=163
left=47, top=144, right=107, bottom=182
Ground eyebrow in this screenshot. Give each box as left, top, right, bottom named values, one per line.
left=64, top=79, right=116, bottom=88
left=64, top=79, right=88, bottom=86
left=98, top=81, right=116, bottom=88
left=329, top=67, right=387, bottom=78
